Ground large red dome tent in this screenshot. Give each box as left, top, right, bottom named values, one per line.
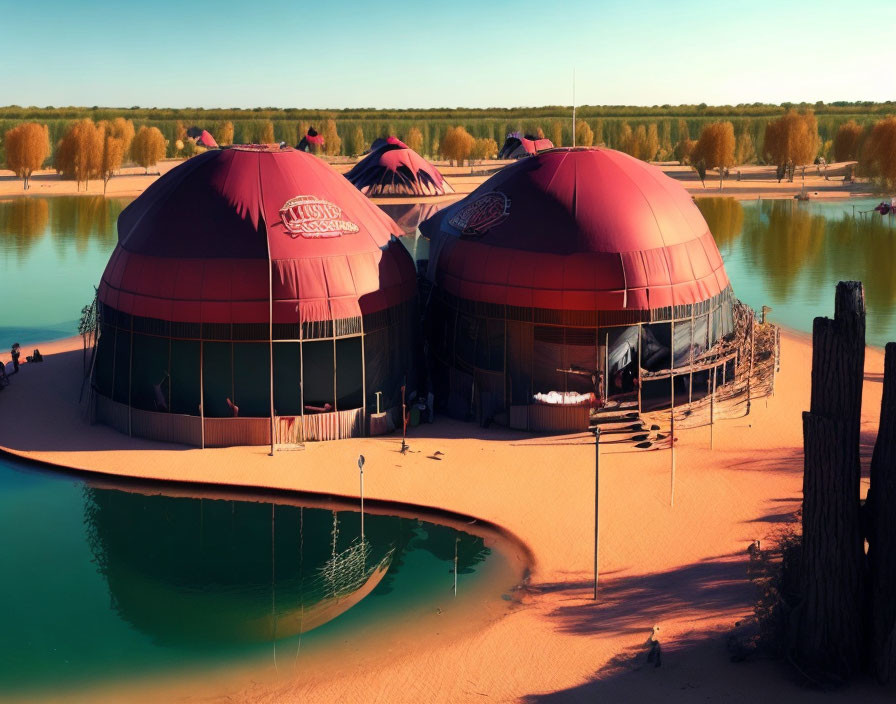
left=345, top=138, right=453, bottom=197
left=93, top=145, right=418, bottom=447
left=421, top=147, right=738, bottom=429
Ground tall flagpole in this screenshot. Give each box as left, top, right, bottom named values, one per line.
left=572, top=69, right=576, bottom=148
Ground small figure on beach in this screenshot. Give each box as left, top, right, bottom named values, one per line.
left=10, top=343, right=21, bottom=374
left=646, top=625, right=662, bottom=667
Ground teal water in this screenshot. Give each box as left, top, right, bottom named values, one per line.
left=0, top=196, right=129, bottom=343
left=0, top=455, right=517, bottom=696
left=697, top=196, right=896, bottom=347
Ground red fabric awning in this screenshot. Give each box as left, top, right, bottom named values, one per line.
left=422, top=147, right=730, bottom=312
left=98, top=146, right=416, bottom=324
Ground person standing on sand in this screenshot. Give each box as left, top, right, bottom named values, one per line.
left=10, top=343, right=20, bottom=374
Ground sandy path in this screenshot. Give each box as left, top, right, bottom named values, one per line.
left=0, top=331, right=892, bottom=702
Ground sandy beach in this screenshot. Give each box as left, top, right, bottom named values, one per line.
left=0, top=330, right=893, bottom=702
left=0, top=157, right=876, bottom=202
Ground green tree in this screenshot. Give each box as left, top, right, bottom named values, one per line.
left=550, top=121, right=563, bottom=147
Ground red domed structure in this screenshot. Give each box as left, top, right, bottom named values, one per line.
left=345, top=139, right=453, bottom=197
left=93, top=146, right=418, bottom=446
left=421, top=147, right=737, bottom=428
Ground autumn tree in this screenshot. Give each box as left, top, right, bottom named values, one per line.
left=734, top=127, right=756, bottom=165
left=260, top=120, right=275, bottom=144
left=618, top=123, right=654, bottom=161
left=405, top=126, right=423, bottom=153
left=833, top=120, right=863, bottom=163
left=322, top=120, right=341, bottom=156
left=439, top=126, right=474, bottom=166
left=674, top=137, right=697, bottom=165
left=575, top=120, right=594, bottom=147
left=693, top=121, right=735, bottom=189
left=860, top=117, right=896, bottom=187
left=216, top=121, right=234, bottom=146
left=763, top=109, right=820, bottom=181
left=348, top=125, right=366, bottom=155
left=550, top=121, right=563, bottom=147
left=535, top=127, right=545, bottom=139
left=471, top=137, right=498, bottom=161
left=645, top=124, right=659, bottom=161
left=97, top=121, right=128, bottom=194
left=106, top=117, right=135, bottom=159
left=3, top=122, right=49, bottom=190
left=55, top=118, right=103, bottom=190
left=131, top=126, right=166, bottom=173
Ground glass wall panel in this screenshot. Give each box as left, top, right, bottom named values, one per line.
left=112, top=328, right=131, bottom=404
left=170, top=340, right=200, bottom=415
left=302, top=341, right=334, bottom=410
left=233, top=342, right=270, bottom=417
left=273, top=343, right=301, bottom=416
left=131, top=334, right=170, bottom=411
left=202, top=341, right=233, bottom=418
left=335, top=337, right=363, bottom=410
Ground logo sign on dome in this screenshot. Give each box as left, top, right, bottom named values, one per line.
left=279, top=196, right=360, bottom=238
left=448, top=192, right=510, bottom=236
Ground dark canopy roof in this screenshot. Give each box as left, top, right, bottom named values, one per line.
left=498, top=135, right=554, bottom=159
left=99, top=146, right=415, bottom=325
left=422, top=147, right=730, bottom=312
left=345, top=140, right=453, bottom=197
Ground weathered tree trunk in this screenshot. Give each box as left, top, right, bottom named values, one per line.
left=869, top=343, right=896, bottom=682
left=794, top=281, right=866, bottom=681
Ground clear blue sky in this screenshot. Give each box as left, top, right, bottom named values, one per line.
left=3, top=0, right=893, bottom=109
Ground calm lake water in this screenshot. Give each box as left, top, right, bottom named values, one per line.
left=696, top=197, right=896, bottom=346
left=0, top=454, right=518, bottom=696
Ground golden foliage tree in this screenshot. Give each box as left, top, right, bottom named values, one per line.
left=734, top=127, right=756, bottom=165
left=695, top=197, right=744, bottom=249
left=439, top=126, right=475, bottom=166
left=405, top=126, right=424, bottom=154
left=131, top=126, right=166, bottom=173
left=55, top=118, right=103, bottom=190
left=693, top=121, right=735, bottom=189
left=97, top=121, right=129, bottom=194
left=645, top=123, right=659, bottom=161
left=674, top=137, right=697, bottom=165
left=471, top=137, right=498, bottom=161
left=216, top=121, right=234, bottom=146
left=575, top=120, right=594, bottom=147
left=551, top=121, right=563, bottom=147
left=860, top=117, right=896, bottom=187
left=618, top=123, right=654, bottom=161
left=322, top=120, right=341, bottom=156
left=3, top=122, right=50, bottom=190
left=763, top=109, right=820, bottom=180
left=833, top=120, right=863, bottom=163
left=261, top=120, right=275, bottom=144
left=535, top=127, right=545, bottom=139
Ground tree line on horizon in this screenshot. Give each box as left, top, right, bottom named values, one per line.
left=3, top=105, right=896, bottom=191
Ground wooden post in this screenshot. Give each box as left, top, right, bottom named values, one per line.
left=869, top=343, right=896, bottom=683
left=747, top=311, right=755, bottom=415
left=793, top=281, right=866, bottom=680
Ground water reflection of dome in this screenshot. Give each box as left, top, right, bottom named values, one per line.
left=82, top=488, right=490, bottom=646
left=83, top=488, right=396, bottom=645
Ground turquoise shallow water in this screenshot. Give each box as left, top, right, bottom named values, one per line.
left=0, top=455, right=517, bottom=696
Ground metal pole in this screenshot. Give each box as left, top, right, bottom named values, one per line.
left=637, top=323, right=642, bottom=414
left=454, top=537, right=459, bottom=597
left=358, top=454, right=365, bottom=542
left=670, top=319, right=675, bottom=508
left=593, top=426, right=600, bottom=599
left=401, top=383, right=408, bottom=453
left=199, top=340, right=205, bottom=449
left=268, top=230, right=275, bottom=456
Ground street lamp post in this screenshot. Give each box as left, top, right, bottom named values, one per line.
left=358, top=454, right=365, bottom=542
